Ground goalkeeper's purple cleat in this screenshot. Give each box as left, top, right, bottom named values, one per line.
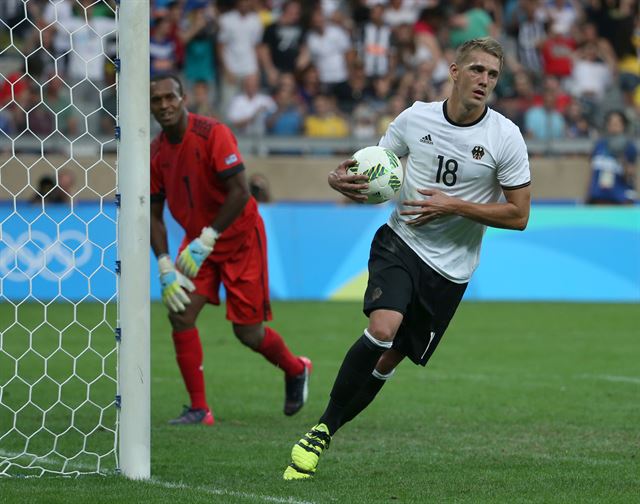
left=168, top=406, right=215, bottom=425
left=284, top=357, right=312, bottom=416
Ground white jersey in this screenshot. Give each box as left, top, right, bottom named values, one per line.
left=379, top=100, right=531, bottom=283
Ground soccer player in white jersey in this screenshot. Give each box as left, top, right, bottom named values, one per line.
left=283, top=37, right=531, bottom=480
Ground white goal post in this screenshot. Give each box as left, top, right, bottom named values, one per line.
left=117, top=0, right=150, bottom=480
left=0, top=0, right=149, bottom=479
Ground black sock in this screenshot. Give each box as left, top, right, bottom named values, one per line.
left=337, top=373, right=388, bottom=431
left=319, top=333, right=388, bottom=434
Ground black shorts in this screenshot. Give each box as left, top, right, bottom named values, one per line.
left=363, top=224, right=468, bottom=366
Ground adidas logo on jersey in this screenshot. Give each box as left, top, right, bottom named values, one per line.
left=419, top=134, right=433, bottom=144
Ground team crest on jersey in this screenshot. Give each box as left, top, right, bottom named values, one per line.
left=471, top=145, right=485, bottom=160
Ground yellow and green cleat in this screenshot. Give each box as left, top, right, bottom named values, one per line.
left=283, top=423, right=331, bottom=480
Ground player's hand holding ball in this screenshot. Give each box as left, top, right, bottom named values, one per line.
left=158, top=254, right=195, bottom=313
left=328, top=159, right=370, bottom=203
left=329, top=146, right=403, bottom=204
left=177, top=226, right=219, bottom=278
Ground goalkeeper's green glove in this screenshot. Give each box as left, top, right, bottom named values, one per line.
left=158, top=254, right=195, bottom=313
left=176, top=226, right=219, bottom=278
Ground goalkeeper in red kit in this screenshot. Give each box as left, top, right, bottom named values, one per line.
left=149, top=74, right=311, bottom=425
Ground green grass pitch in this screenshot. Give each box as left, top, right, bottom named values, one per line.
left=0, top=301, right=638, bottom=503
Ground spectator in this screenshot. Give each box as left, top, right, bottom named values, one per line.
left=188, top=80, right=216, bottom=118
left=564, top=99, right=592, bottom=139
left=30, top=169, right=75, bottom=206
left=153, top=0, right=176, bottom=18
left=60, top=0, right=117, bottom=89
left=179, top=1, right=216, bottom=89
left=408, top=64, right=437, bottom=103
left=57, top=168, right=77, bottom=202
left=393, top=23, right=432, bottom=78
left=258, top=1, right=305, bottom=89
left=304, top=94, right=349, bottom=138
left=30, top=175, right=59, bottom=204
left=366, top=75, right=394, bottom=114
left=266, top=83, right=305, bottom=136
left=275, top=72, right=299, bottom=96
left=42, top=0, right=76, bottom=74
left=297, top=7, right=354, bottom=97
left=376, top=93, right=408, bottom=136
left=586, top=110, right=637, bottom=205
left=524, top=80, right=566, bottom=140
left=382, top=0, right=419, bottom=30
left=447, top=0, right=496, bottom=48
left=573, top=21, right=618, bottom=77
left=350, top=103, right=378, bottom=140
left=0, top=0, right=21, bottom=23
left=585, top=0, right=636, bottom=64
left=0, top=62, right=30, bottom=109
left=335, top=62, right=369, bottom=113
left=45, top=76, right=81, bottom=138
left=412, top=10, right=449, bottom=85
left=164, top=1, right=186, bottom=69
left=0, top=109, right=12, bottom=138
left=496, top=69, right=536, bottom=130
left=540, top=24, right=576, bottom=81
left=532, top=75, right=571, bottom=114
left=513, top=0, right=546, bottom=75
left=541, top=0, right=581, bottom=37
left=226, top=73, right=277, bottom=135
left=150, top=14, right=179, bottom=76
left=355, top=2, right=394, bottom=79
left=413, top=4, right=443, bottom=39
left=8, top=85, right=52, bottom=140
left=217, top=0, right=264, bottom=114
left=296, top=64, right=321, bottom=109
left=567, top=41, right=616, bottom=120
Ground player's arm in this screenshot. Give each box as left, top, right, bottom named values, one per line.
left=150, top=198, right=169, bottom=258
left=210, top=167, right=252, bottom=232
left=151, top=197, right=194, bottom=312
left=401, top=184, right=531, bottom=231
left=176, top=166, right=251, bottom=277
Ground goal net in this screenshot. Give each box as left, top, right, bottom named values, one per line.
left=0, top=0, right=149, bottom=478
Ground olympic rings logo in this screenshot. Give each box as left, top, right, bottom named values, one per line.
left=0, top=230, right=94, bottom=282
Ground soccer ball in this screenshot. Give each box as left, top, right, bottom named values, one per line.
left=348, top=146, right=403, bottom=204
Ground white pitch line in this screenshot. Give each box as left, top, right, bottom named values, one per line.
left=576, top=374, right=640, bottom=385
left=0, top=451, right=315, bottom=504
left=147, top=479, right=315, bottom=504
left=529, top=453, right=626, bottom=467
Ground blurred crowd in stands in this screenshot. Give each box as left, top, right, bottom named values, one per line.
left=145, top=0, right=640, bottom=142
left=0, top=0, right=638, bottom=203
left=0, top=0, right=639, bottom=143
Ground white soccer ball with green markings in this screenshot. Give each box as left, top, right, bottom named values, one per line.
left=348, top=146, right=403, bottom=204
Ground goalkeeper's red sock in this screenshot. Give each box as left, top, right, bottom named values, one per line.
left=256, top=327, right=304, bottom=378
left=172, top=328, right=208, bottom=410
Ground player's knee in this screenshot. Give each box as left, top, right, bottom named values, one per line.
left=366, top=323, right=397, bottom=343
left=168, top=311, right=196, bottom=332
left=232, top=323, right=263, bottom=349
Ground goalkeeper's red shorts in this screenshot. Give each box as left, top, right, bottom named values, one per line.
left=178, top=218, right=272, bottom=325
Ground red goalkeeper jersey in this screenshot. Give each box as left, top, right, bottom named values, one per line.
left=151, top=113, right=258, bottom=260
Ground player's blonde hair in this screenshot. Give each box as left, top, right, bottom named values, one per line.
left=455, top=37, right=504, bottom=71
